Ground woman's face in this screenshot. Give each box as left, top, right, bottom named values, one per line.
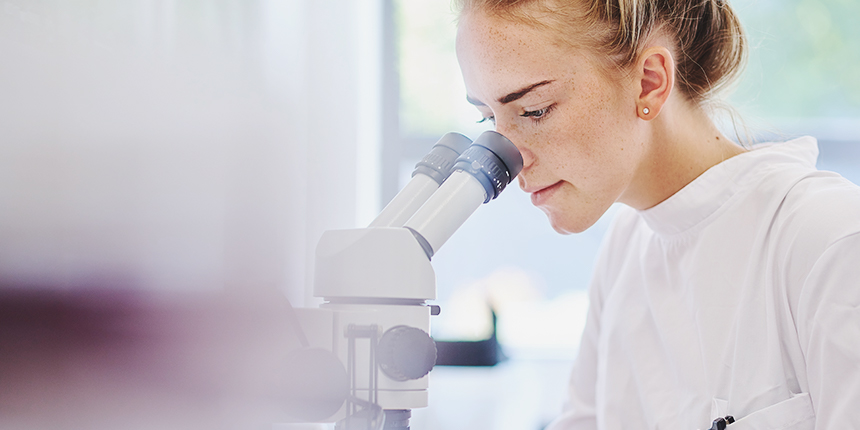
left=456, top=11, right=650, bottom=233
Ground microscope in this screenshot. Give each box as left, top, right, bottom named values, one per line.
left=285, top=130, right=523, bottom=430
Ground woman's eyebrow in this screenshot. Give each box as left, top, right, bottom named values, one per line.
left=498, top=80, right=553, bottom=104
left=465, top=80, right=554, bottom=107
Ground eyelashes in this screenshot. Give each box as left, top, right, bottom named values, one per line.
left=475, top=104, right=556, bottom=125
left=520, top=104, right=554, bottom=121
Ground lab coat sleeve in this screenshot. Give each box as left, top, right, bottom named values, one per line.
left=544, top=281, right=601, bottom=430
left=796, top=232, right=860, bottom=428
left=545, top=207, right=636, bottom=430
left=546, top=291, right=600, bottom=430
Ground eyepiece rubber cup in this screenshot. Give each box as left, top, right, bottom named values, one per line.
left=452, top=131, right=524, bottom=202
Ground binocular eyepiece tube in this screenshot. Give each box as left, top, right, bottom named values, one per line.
left=369, top=132, right=473, bottom=228
left=403, top=131, right=524, bottom=259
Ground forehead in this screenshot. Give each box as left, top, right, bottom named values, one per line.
left=456, top=11, right=578, bottom=101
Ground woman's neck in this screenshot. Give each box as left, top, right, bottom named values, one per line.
left=622, top=96, right=746, bottom=210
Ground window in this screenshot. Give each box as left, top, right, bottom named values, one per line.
left=387, top=0, right=860, bottom=352
left=384, top=1, right=860, bottom=428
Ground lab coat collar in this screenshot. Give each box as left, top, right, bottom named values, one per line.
left=637, top=136, right=820, bottom=237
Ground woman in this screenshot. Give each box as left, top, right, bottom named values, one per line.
left=455, top=0, right=860, bottom=428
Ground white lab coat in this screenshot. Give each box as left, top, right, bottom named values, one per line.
left=547, top=137, right=860, bottom=430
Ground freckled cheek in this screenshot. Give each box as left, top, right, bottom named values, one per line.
left=541, top=113, right=597, bottom=161
left=541, top=115, right=626, bottom=186
left=567, top=80, right=625, bottom=143
left=512, top=125, right=564, bottom=161
left=572, top=97, right=629, bottom=158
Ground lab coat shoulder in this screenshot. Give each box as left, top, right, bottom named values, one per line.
left=772, top=170, right=860, bottom=258
left=795, top=232, right=860, bottom=427
left=768, top=172, right=860, bottom=427
left=768, top=171, right=860, bottom=312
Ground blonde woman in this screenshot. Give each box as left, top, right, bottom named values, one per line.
left=455, top=0, right=860, bottom=428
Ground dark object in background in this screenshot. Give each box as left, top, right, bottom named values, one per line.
left=434, top=310, right=506, bottom=366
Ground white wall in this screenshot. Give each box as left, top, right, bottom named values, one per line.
left=0, top=2, right=383, bottom=427
left=0, top=0, right=381, bottom=304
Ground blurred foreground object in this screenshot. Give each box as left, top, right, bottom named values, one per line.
left=0, top=288, right=300, bottom=430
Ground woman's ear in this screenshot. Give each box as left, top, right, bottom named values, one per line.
left=636, top=46, right=675, bottom=120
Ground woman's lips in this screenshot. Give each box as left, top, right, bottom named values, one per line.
left=530, top=181, right=563, bottom=206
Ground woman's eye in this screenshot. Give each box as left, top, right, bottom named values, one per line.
left=521, top=105, right=554, bottom=120
left=477, top=116, right=495, bottom=125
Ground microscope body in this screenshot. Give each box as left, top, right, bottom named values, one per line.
left=314, top=227, right=437, bottom=413
left=288, top=131, right=523, bottom=428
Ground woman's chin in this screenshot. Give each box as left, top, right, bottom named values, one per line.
left=543, top=209, right=592, bottom=235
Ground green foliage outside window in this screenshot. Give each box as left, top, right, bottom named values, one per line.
left=733, top=0, right=860, bottom=118
left=397, top=0, right=860, bottom=138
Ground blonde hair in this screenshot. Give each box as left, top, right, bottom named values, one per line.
left=455, top=0, right=747, bottom=103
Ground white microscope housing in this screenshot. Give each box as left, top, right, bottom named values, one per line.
left=293, top=131, right=523, bottom=429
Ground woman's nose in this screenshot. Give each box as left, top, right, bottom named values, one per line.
left=517, top=145, right=535, bottom=171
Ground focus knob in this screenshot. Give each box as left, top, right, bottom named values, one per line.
left=376, top=325, right=436, bottom=381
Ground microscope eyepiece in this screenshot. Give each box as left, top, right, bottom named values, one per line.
left=413, top=132, right=473, bottom=185
left=453, top=131, right=523, bottom=202
left=403, top=131, right=524, bottom=258
left=369, top=132, right=472, bottom=228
